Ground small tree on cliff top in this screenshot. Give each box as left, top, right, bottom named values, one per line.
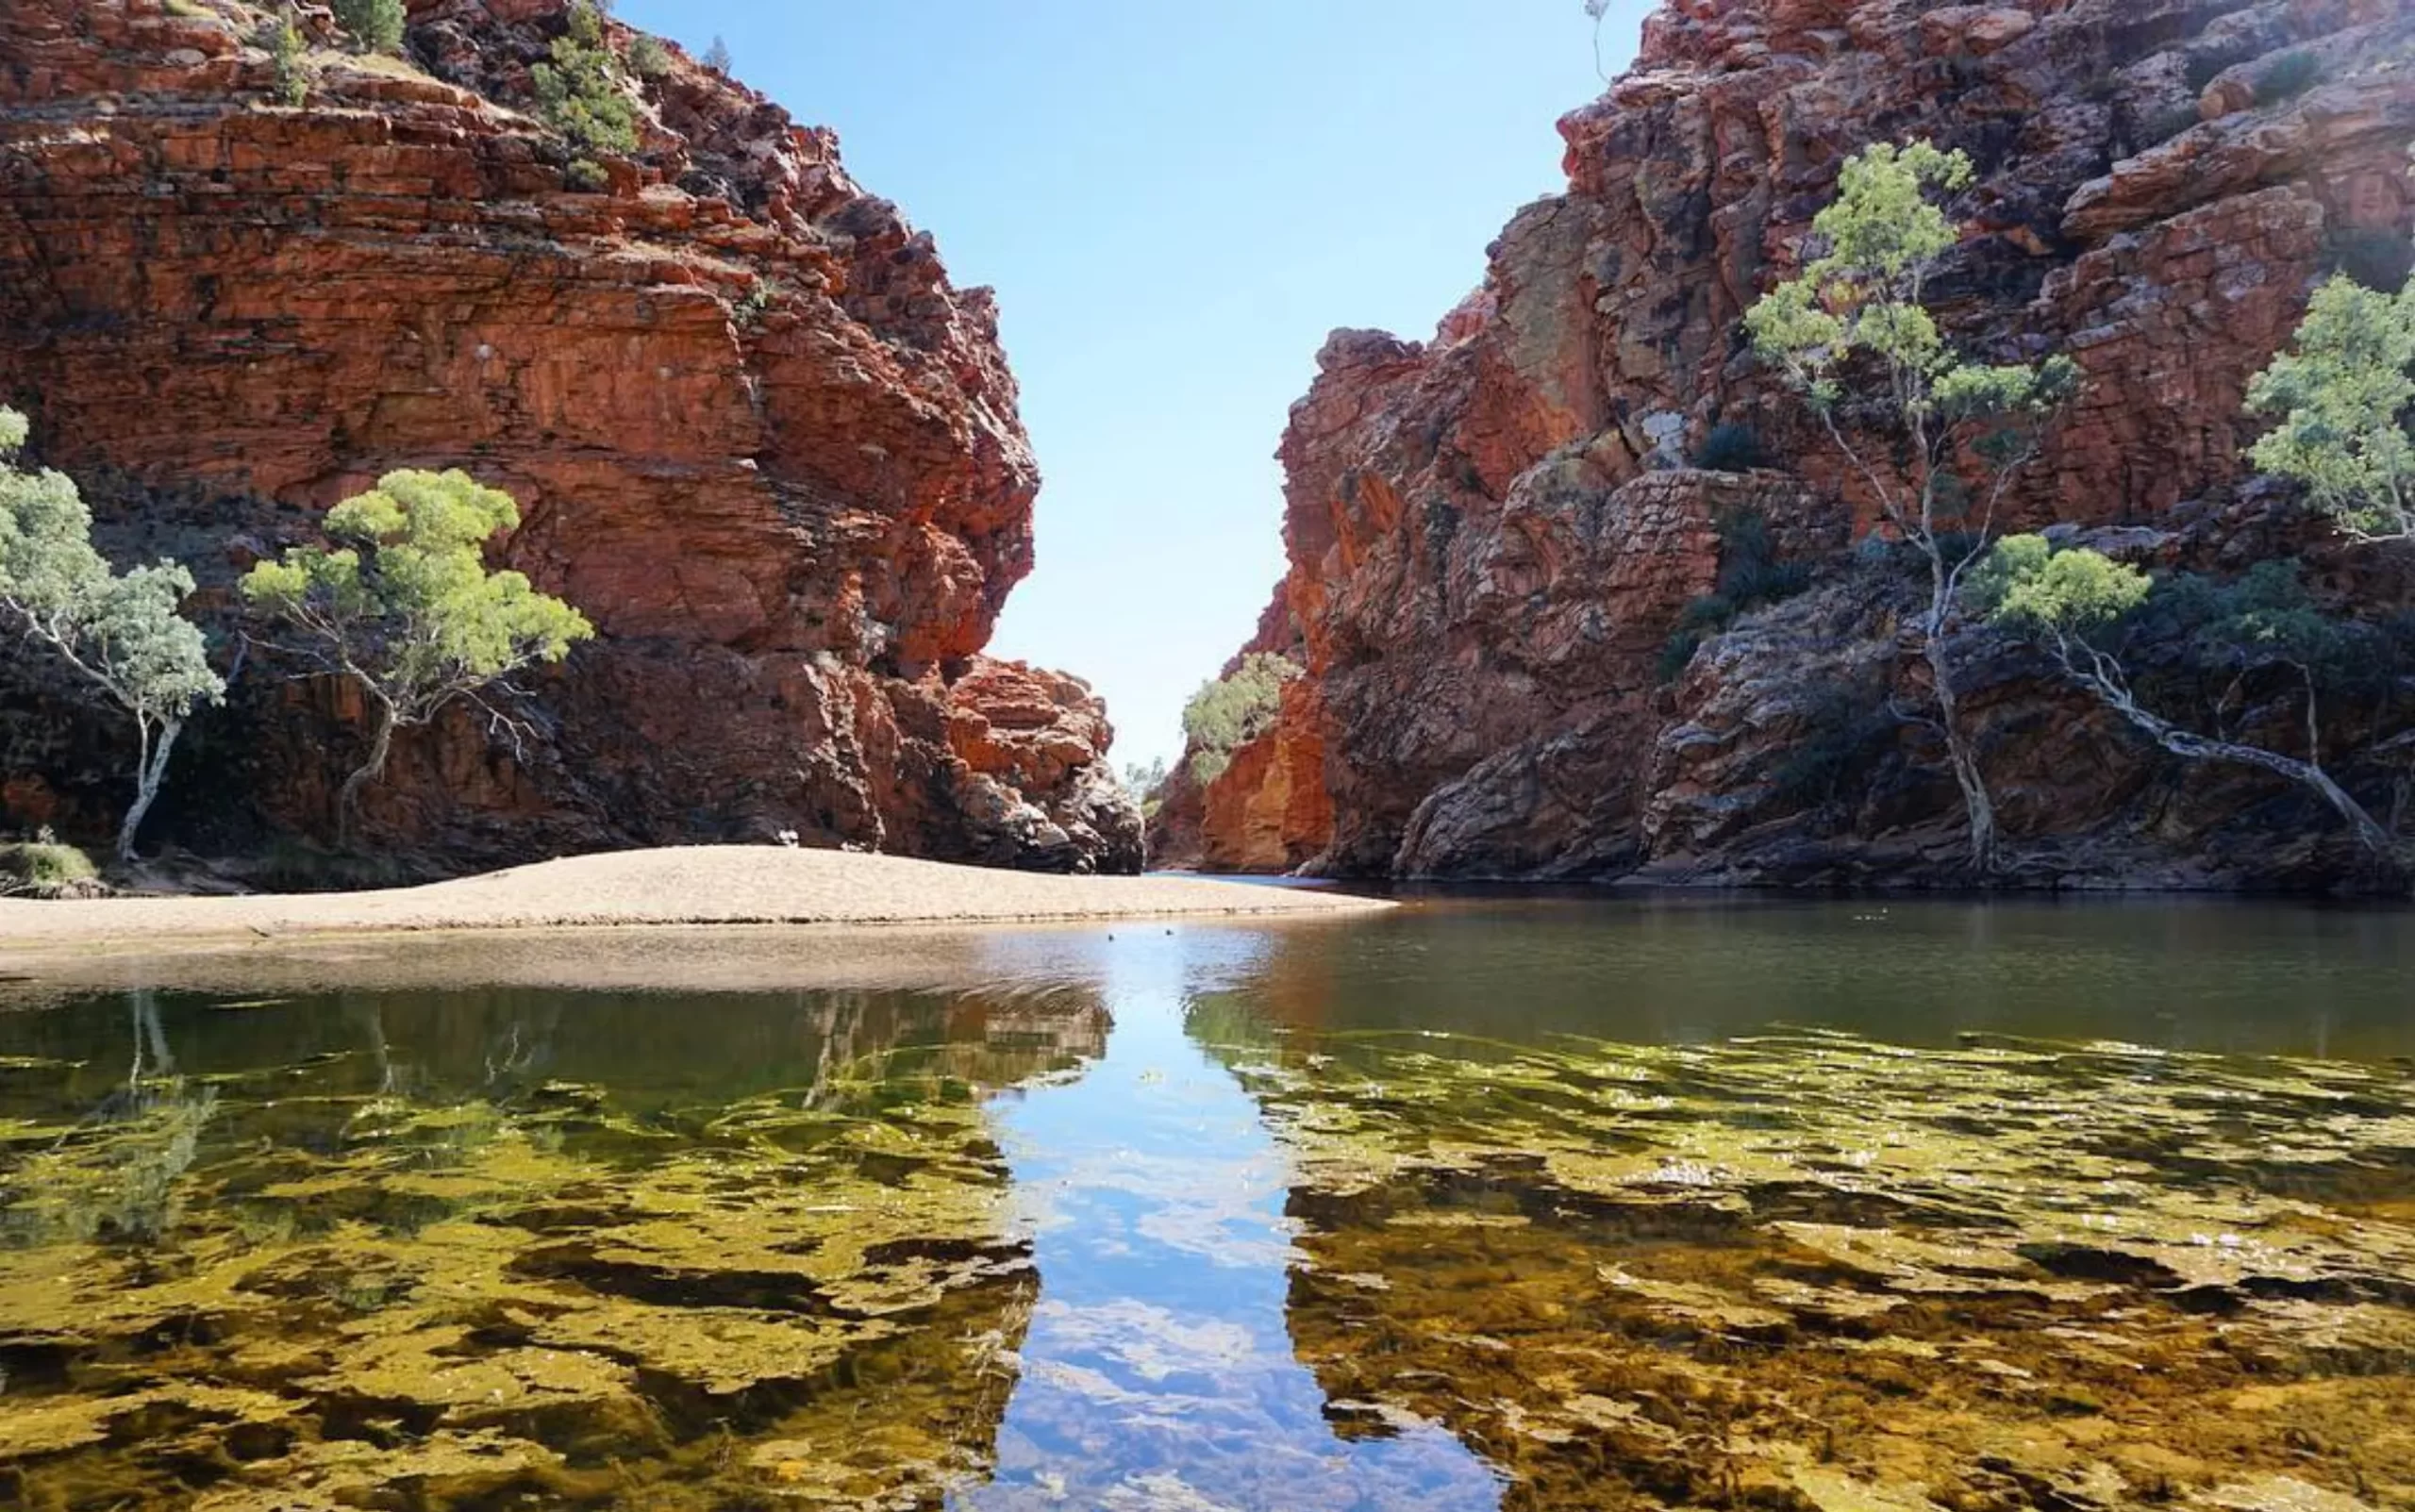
left=257, top=8, right=310, bottom=108
left=532, top=2, right=641, bottom=190
left=2246, top=269, right=2415, bottom=542
left=1182, top=653, right=1300, bottom=785
left=0, top=407, right=224, bottom=863
left=1745, top=140, right=2075, bottom=875
left=330, top=0, right=407, bottom=55
left=240, top=470, right=593, bottom=846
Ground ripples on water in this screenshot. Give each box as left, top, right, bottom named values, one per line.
left=1, top=897, right=2411, bottom=1510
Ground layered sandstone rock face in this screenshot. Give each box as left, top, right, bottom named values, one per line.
left=1160, top=0, right=2415, bottom=886
left=0, top=0, right=1141, bottom=873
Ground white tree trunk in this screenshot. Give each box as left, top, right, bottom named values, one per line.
left=1920, top=545, right=1999, bottom=875
left=2069, top=658, right=2399, bottom=864
left=115, top=717, right=180, bottom=865
left=1925, top=631, right=1999, bottom=875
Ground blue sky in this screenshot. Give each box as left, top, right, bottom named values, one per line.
left=616, top=1, right=1651, bottom=770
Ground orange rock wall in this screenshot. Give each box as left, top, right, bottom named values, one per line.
left=1188, top=677, right=1333, bottom=874
left=0, top=0, right=1141, bottom=872
left=1173, top=0, right=2415, bottom=884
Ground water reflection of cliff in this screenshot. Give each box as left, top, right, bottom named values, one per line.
left=1187, top=985, right=2415, bottom=1511
left=0, top=984, right=1109, bottom=1509
left=1219, top=897, right=2415, bottom=1058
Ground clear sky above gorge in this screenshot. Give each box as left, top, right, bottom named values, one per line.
left=617, top=0, right=1648, bottom=770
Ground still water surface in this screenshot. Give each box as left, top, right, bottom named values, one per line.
left=2, top=896, right=2412, bottom=1510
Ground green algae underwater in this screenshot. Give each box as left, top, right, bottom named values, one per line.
left=1, top=896, right=2412, bottom=1511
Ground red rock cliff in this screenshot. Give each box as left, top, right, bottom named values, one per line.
left=1164, top=0, right=2415, bottom=887
left=0, top=0, right=1141, bottom=873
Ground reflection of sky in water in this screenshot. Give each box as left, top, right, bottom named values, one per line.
left=957, top=931, right=1503, bottom=1512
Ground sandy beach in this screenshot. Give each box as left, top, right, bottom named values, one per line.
left=0, top=850, right=1400, bottom=1000
left=0, top=845, right=1386, bottom=965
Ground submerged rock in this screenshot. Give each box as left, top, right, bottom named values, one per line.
left=1202, top=1022, right=2415, bottom=1511
left=0, top=985, right=1105, bottom=1508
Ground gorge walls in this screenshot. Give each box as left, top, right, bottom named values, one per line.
left=0, top=0, right=1141, bottom=873
left=1161, top=0, right=2415, bottom=888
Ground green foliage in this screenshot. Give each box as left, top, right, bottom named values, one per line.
left=2141, top=560, right=2369, bottom=685
left=0, top=839, right=100, bottom=898
left=627, top=33, right=674, bottom=80
left=257, top=10, right=309, bottom=107
left=1965, top=535, right=2153, bottom=643
left=1742, top=139, right=2076, bottom=541
left=531, top=2, right=640, bottom=181
left=1122, top=756, right=1168, bottom=799
left=1657, top=512, right=1812, bottom=684
left=733, top=279, right=786, bottom=328
left=704, top=35, right=732, bottom=75
left=242, top=471, right=593, bottom=708
left=2327, top=227, right=2415, bottom=295
left=1976, top=537, right=2405, bottom=859
left=329, top=0, right=405, bottom=54
left=1976, top=541, right=2387, bottom=707
left=1712, top=511, right=1813, bottom=606
left=2254, top=50, right=2322, bottom=105
left=1971, top=538, right=2368, bottom=683
left=2246, top=272, right=2415, bottom=540
left=1673, top=593, right=1736, bottom=634
left=1745, top=141, right=2073, bottom=439
left=242, top=470, right=594, bottom=839
left=1181, top=653, right=1300, bottom=785
left=1772, top=684, right=1895, bottom=811
left=0, top=407, right=225, bottom=860
left=1656, top=626, right=1710, bottom=686
left=1692, top=422, right=1763, bottom=474
left=1745, top=141, right=1966, bottom=407
left=1745, top=141, right=2079, bottom=872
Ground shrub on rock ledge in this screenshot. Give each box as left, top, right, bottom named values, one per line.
left=532, top=2, right=641, bottom=188
left=1182, top=653, right=1300, bottom=785
left=330, top=0, right=406, bottom=54
left=2254, top=51, right=2322, bottom=106
left=1692, top=422, right=1763, bottom=474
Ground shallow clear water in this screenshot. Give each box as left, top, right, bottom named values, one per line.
left=3, top=896, right=2413, bottom=1510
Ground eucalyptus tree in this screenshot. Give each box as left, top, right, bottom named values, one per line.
left=1968, top=537, right=2399, bottom=861
left=0, top=407, right=224, bottom=862
left=2246, top=269, right=2415, bottom=543
left=1745, top=141, right=2075, bottom=873
left=241, top=470, right=593, bottom=846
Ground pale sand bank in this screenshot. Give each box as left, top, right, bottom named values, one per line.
left=0, top=846, right=1386, bottom=982
left=0, top=920, right=1328, bottom=1005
